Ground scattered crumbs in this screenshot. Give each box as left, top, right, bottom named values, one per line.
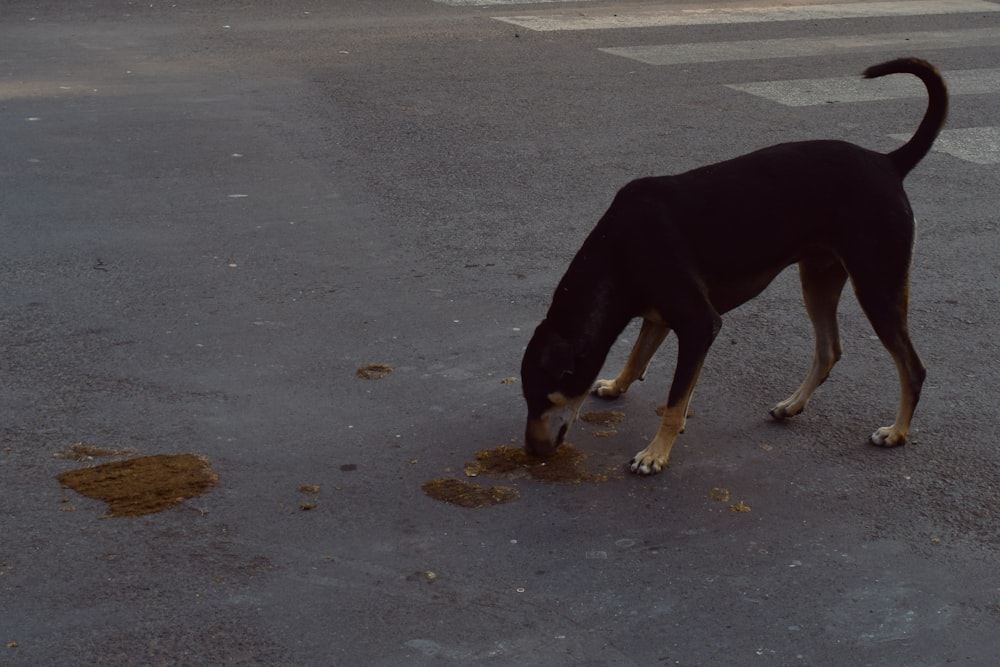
left=300, top=502, right=318, bottom=511
left=760, top=443, right=774, bottom=452
left=406, top=570, right=438, bottom=583
left=709, top=487, right=731, bottom=503
left=580, top=410, right=625, bottom=427
left=593, top=430, right=617, bottom=438
left=298, top=484, right=321, bottom=494
left=729, top=501, right=752, bottom=513
left=500, top=377, right=517, bottom=384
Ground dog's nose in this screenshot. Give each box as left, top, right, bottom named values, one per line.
left=525, top=417, right=562, bottom=458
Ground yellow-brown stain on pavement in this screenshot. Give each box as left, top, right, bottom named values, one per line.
left=57, top=454, right=218, bottom=517
left=421, top=478, right=520, bottom=508
left=467, top=444, right=609, bottom=483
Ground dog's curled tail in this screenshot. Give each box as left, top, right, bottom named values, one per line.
left=864, top=57, right=948, bottom=178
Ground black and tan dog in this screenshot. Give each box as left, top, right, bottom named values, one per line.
left=521, top=58, right=947, bottom=475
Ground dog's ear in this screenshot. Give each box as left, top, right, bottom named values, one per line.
left=540, top=334, right=575, bottom=381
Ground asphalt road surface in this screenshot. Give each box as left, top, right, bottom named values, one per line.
left=2, top=0, right=999, bottom=664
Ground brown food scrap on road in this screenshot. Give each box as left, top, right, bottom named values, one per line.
left=427, top=442, right=616, bottom=508
left=472, top=444, right=608, bottom=483
left=421, top=478, right=520, bottom=508
left=57, top=454, right=218, bottom=518
left=356, top=363, right=393, bottom=380
left=580, top=410, right=625, bottom=427
left=298, top=484, right=320, bottom=510
left=709, top=487, right=731, bottom=503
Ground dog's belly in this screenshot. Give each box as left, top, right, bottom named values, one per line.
left=706, top=273, right=785, bottom=314
left=702, top=243, right=844, bottom=315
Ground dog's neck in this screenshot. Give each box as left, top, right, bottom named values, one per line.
left=545, top=249, right=635, bottom=388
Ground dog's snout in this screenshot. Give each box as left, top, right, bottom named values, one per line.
left=525, top=417, right=561, bottom=458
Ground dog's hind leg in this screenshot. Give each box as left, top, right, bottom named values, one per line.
left=846, top=231, right=926, bottom=447
left=771, top=254, right=848, bottom=420
left=631, top=304, right=720, bottom=475
left=594, top=318, right=670, bottom=399
left=854, top=281, right=925, bottom=447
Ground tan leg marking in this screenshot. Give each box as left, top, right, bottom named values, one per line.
left=772, top=256, right=847, bottom=420
left=770, top=317, right=842, bottom=419
left=851, top=260, right=925, bottom=448
left=593, top=319, right=670, bottom=399
left=870, top=345, right=923, bottom=447
left=629, top=393, right=693, bottom=475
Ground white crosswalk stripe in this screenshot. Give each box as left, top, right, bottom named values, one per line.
left=494, top=0, right=1000, bottom=31
left=901, top=127, right=1000, bottom=164
left=481, top=0, right=1000, bottom=164
left=600, top=28, right=1000, bottom=66
left=435, top=0, right=594, bottom=6
left=728, top=68, right=1000, bottom=106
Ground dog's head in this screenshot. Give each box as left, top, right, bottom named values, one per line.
left=520, top=321, right=589, bottom=457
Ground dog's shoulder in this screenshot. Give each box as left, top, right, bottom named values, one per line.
left=612, top=174, right=676, bottom=201
left=590, top=176, right=679, bottom=244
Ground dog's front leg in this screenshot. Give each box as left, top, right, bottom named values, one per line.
left=631, top=310, right=720, bottom=475
left=771, top=255, right=847, bottom=420
left=594, top=318, right=670, bottom=399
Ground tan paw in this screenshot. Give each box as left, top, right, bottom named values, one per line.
left=769, top=398, right=804, bottom=421
left=870, top=426, right=907, bottom=447
left=593, top=379, right=624, bottom=399
left=628, top=445, right=668, bottom=475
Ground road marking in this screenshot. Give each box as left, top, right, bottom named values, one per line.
left=495, top=0, right=1000, bottom=31
left=728, top=67, right=1000, bottom=106
left=438, top=0, right=592, bottom=5
left=897, top=127, right=1000, bottom=164
left=600, top=27, right=1000, bottom=65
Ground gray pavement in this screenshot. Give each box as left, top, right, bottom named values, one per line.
left=2, top=1, right=999, bottom=664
